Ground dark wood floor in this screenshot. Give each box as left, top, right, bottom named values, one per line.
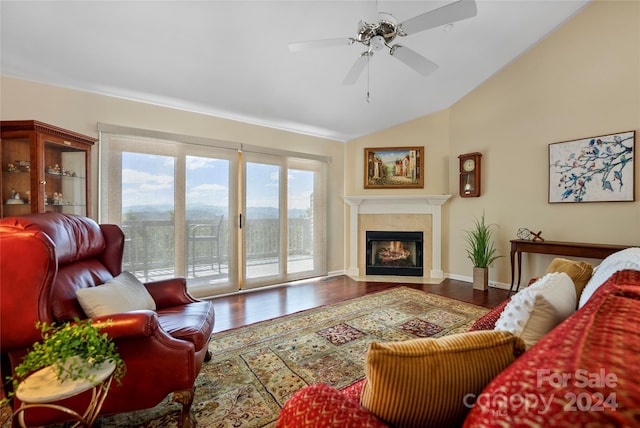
left=209, top=276, right=510, bottom=333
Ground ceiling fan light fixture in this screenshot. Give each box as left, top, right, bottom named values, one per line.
left=370, top=35, right=386, bottom=51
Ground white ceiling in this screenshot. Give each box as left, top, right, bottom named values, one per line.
left=1, top=0, right=590, bottom=142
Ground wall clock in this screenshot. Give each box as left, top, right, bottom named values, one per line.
left=458, top=152, right=482, bottom=197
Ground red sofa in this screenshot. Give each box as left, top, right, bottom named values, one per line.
left=277, top=268, right=640, bottom=427
left=0, top=213, right=215, bottom=427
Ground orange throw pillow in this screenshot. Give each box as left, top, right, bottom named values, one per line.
left=545, top=257, right=593, bottom=302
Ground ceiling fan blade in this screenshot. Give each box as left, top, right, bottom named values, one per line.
left=288, top=38, right=353, bottom=52
left=400, top=0, right=477, bottom=35
left=390, top=46, right=438, bottom=76
left=342, top=53, right=370, bottom=85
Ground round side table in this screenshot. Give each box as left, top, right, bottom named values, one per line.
left=13, top=359, right=115, bottom=428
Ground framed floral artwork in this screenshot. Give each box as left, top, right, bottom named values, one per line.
left=549, top=131, right=635, bottom=203
left=364, top=146, right=424, bottom=189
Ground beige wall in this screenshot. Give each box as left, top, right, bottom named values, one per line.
left=346, top=0, right=640, bottom=285
left=0, top=77, right=346, bottom=274
left=345, top=109, right=451, bottom=196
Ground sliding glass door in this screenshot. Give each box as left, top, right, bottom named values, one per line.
left=242, top=155, right=283, bottom=288
left=184, top=148, right=238, bottom=296
left=100, top=127, right=327, bottom=297
left=100, top=135, right=238, bottom=296
left=241, top=153, right=326, bottom=290
left=287, top=161, right=323, bottom=276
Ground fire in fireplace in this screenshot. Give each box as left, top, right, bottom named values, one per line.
left=366, top=231, right=423, bottom=276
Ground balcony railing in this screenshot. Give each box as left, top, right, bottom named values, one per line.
left=121, top=217, right=313, bottom=282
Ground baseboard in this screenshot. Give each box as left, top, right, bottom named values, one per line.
left=327, top=270, right=346, bottom=277
left=446, top=273, right=511, bottom=290
left=330, top=270, right=512, bottom=290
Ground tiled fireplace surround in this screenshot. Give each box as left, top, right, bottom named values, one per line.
left=344, top=195, right=451, bottom=280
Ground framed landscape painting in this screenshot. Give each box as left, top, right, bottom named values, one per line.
left=364, top=147, right=424, bottom=189
left=549, top=131, right=635, bottom=203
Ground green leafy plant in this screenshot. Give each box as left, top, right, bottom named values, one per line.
left=465, top=212, right=502, bottom=268
left=2, top=319, right=126, bottom=404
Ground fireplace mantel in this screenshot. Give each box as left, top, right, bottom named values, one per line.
left=344, top=195, right=451, bottom=278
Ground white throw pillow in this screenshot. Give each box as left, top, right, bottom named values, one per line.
left=578, top=247, right=640, bottom=309
left=495, top=272, right=576, bottom=349
left=76, top=271, right=156, bottom=317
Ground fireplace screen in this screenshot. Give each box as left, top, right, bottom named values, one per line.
left=366, top=231, right=423, bottom=276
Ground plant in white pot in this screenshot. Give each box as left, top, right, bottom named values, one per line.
left=2, top=318, right=126, bottom=405
left=465, top=212, right=502, bottom=290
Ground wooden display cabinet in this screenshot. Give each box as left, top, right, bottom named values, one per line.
left=1, top=120, right=96, bottom=218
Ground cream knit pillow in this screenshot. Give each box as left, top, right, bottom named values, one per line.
left=495, top=272, right=576, bottom=349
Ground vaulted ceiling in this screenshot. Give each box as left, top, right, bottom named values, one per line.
left=1, top=1, right=590, bottom=142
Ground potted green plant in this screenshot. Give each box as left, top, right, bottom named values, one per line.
left=465, top=212, right=502, bottom=290
left=2, top=318, right=126, bottom=404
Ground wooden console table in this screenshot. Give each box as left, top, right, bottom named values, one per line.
left=509, top=240, right=630, bottom=293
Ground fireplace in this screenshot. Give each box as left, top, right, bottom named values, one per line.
left=366, top=231, right=423, bottom=276
left=344, top=195, right=451, bottom=278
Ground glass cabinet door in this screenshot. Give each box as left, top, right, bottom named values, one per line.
left=1, top=134, right=32, bottom=217
left=43, top=140, right=88, bottom=215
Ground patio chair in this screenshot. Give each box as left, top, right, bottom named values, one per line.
left=188, top=216, right=223, bottom=276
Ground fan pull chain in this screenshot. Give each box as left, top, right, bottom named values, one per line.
left=366, top=54, right=371, bottom=103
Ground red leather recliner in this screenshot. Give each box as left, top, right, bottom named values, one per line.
left=0, top=213, right=215, bottom=427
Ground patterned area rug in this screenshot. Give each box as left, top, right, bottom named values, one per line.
left=1, top=287, right=489, bottom=428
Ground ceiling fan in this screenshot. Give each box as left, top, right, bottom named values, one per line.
left=288, top=0, right=478, bottom=85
